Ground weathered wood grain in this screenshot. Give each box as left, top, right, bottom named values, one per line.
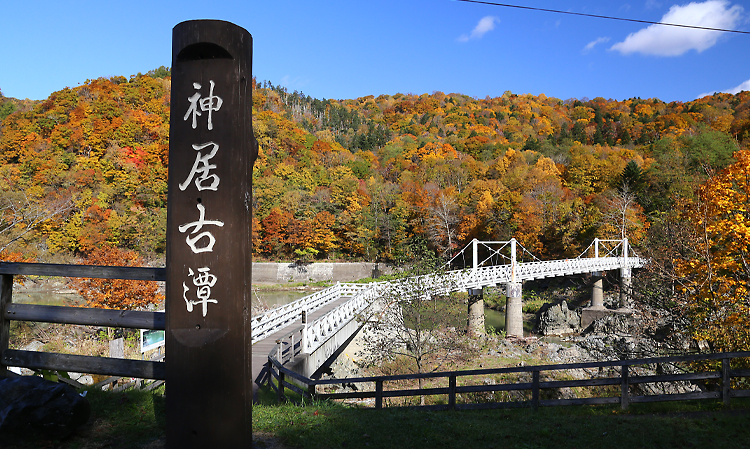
left=2, top=349, right=165, bottom=379
left=0, top=262, right=165, bottom=280
left=0, top=274, right=12, bottom=377
left=5, top=303, right=164, bottom=329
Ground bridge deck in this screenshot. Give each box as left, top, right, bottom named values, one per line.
left=251, top=292, right=353, bottom=391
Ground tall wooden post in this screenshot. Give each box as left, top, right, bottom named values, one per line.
left=166, top=20, right=256, bottom=448
left=0, top=274, right=13, bottom=377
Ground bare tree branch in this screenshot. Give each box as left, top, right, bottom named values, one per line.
left=0, top=189, right=74, bottom=254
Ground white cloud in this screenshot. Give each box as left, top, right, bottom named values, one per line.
left=698, top=78, right=750, bottom=98
left=730, top=79, right=750, bottom=93
left=610, top=0, right=744, bottom=56
left=279, top=75, right=308, bottom=91
left=583, top=37, right=611, bottom=53
left=458, top=16, right=499, bottom=42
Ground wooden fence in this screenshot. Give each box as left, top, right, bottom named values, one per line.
left=266, top=333, right=750, bottom=411
left=0, top=262, right=166, bottom=384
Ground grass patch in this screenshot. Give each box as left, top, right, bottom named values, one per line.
left=253, top=397, right=750, bottom=449
left=353, top=272, right=410, bottom=284
left=4, top=382, right=749, bottom=448
left=522, top=293, right=548, bottom=314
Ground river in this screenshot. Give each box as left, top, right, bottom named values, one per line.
left=484, top=307, right=534, bottom=335
left=252, top=289, right=310, bottom=308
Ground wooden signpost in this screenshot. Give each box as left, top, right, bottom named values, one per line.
left=166, top=20, right=256, bottom=448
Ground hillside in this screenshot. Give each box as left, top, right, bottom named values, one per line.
left=1, top=72, right=749, bottom=264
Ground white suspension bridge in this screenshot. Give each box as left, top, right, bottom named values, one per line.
left=251, top=238, right=647, bottom=383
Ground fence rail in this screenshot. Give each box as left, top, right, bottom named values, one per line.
left=0, top=262, right=165, bottom=281
left=0, top=262, right=166, bottom=381
left=266, top=348, right=750, bottom=411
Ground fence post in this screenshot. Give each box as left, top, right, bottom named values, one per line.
left=301, top=308, right=308, bottom=354
left=278, top=370, right=285, bottom=403
left=532, top=370, right=540, bottom=411
left=375, top=379, right=383, bottom=409
left=449, top=374, right=457, bottom=410
left=0, top=274, right=12, bottom=377
left=290, top=334, right=295, bottom=363
left=307, top=381, right=315, bottom=399
left=621, top=365, right=630, bottom=411
left=722, top=358, right=731, bottom=406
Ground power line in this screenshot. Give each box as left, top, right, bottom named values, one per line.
left=455, top=0, right=750, bottom=35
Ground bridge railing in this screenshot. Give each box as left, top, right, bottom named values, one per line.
left=266, top=350, right=750, bottom=411
left=514, top=256, right=647, bottom=281
left=449, top=265, right=511, bottom=289
left=299, top=271, right=478, bottom=356
left=0, top=262, right=165, bottom=382
left=251, top=282, right=370, bottom=344
left=420, top=256, right=646, bottom=292
left=250, top=248, right=648, bottom=349
left=293, top=255, right=648, bottom=357
left=302, top=282, right=386, bottom=354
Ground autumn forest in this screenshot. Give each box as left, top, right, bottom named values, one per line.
left=1, top=70, right=748, bottom=261
left=1, top=69, right=750, bottom=349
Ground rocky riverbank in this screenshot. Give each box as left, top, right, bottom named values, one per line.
left=322, top=296, right=695, bottom=401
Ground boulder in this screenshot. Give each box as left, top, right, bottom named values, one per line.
left=0, top=376, right=90, bottom=440
left=583, top=310, right=635, bottom=336
left=537, top=301, right=580, bottom=336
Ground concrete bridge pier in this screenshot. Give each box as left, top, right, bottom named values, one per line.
left=505, top=282, right=523, bottom=337
left=619, top=238, right=632, bottom=309
left=590, top=272, right=605, bottom=310
left=619, top=267, right=632, bottom=309
left=581, top=272, right=611, bottom=329
left=467, top=288, right=485, bottom=337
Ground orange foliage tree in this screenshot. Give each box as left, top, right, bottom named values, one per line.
left=72, top=245, right=162, bottom=310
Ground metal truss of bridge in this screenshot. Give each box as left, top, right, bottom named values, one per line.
left=251, top=238, right=647, bottom=381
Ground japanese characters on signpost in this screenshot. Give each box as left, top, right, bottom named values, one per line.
left=166, top=20, right=256, bottom=448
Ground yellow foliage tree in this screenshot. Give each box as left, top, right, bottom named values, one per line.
left=675, top=149, right=750, bottom=357
left=310, top=211, right=338, bottom=255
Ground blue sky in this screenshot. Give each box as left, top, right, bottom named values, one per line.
left=1, top=0, right=749, bottom=103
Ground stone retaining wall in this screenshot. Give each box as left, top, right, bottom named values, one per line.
left=252, top=262, right=394, bottom=284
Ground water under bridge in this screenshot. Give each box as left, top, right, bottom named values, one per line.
left=251, top=238, right=646, bottom=385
